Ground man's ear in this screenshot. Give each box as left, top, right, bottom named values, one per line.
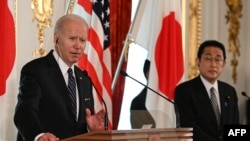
left=222, top=60, right=226, bottom=68
left=54, top=34, right=59, bottom=44
left=195, top=58, right=200, bottom=67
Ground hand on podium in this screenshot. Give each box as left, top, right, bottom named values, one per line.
left=86, top=108, right=106, bottom=131
left=37, top=132, right=59, bottom=141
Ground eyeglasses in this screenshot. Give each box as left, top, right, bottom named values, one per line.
left=202, top=56, right=224, bottom=64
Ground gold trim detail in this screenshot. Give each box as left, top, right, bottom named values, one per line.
left=125, top=38, right=135, bottom=61
left=225, top=0, right=242, bottom=84
left=188, top=0, right=202, bottom=79
left=31, top=0, right=54, bottom=57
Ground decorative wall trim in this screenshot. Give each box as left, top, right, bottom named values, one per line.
left=188, top=0, right=202, bottom=79
left=31, top=0, right=54, bottom=57
left=225, top=0, right=242, bottom=84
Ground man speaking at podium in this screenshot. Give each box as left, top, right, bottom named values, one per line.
left=14, top=14, right=105, bottom=141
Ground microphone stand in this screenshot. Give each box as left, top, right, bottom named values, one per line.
left=92, top=84, right=109, bottom=130
left=242, top=91, right=250, bottom=124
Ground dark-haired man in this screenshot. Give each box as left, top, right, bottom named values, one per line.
left=174, top=40, right=239, bottom=141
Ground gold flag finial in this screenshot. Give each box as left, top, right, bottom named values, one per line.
left=124, top=38, right=135, bottom=61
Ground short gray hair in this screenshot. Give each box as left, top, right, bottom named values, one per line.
left=54, top=14, right=89, bottom=34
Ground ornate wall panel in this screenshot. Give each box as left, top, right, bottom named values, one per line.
left=188, top=0, right=202, bottom=79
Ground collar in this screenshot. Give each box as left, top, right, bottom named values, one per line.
left=200, top=75, right=219, bottom=93
left=53, top=50, right=75, bottom=76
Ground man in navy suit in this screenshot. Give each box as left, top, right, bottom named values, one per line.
left=130, top=59, right=156, bottom=129
left=174, top=40, right=239, bottom=141
left=14, top=14, right=105, bottom=141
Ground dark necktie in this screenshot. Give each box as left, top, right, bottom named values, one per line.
left=210, top=87, right=220, bottom=127
left=67, top=68, right=77, bottom=121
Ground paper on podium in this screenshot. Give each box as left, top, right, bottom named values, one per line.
left=141, top=124, right=153, bottom=129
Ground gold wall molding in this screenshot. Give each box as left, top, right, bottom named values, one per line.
left=31, top=0, right=54, bottom=57
left=188, top=0, right=202, bottom=79
left=225, top=0, right=242, bottom=84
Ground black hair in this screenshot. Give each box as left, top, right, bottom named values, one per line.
left=143, top=59, right=150, bottom=78
left=197, top=40, right=226, bottom=60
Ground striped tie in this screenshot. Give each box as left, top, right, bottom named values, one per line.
left=210, top=87, right=220, bottom=128
left=67, top=68, right=77, bottom=121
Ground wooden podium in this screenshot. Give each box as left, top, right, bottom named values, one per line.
left=61, top=128, right=193, bottom=141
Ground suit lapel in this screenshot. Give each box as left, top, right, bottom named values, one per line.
left=46, top=51, right=69, bottom=97
left=46, top=51, right=75, bottom=120
left=218, top=82, right=227, bottom=125
left=195, top=77, right=211, bottom=107
left=195, top=77, right=220, bottom=124
left=74, top=67, right=94, bottom=121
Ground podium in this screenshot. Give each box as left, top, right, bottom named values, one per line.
left=61, top=128, right=193, bottom=141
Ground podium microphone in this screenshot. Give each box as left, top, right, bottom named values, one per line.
left=242, top=91, right=250, bottom=99
left=120, top=70, right=180, bottom=128
left=92, top=83, right=108, bottom=130
left=242, top=91, right=250, bottom=124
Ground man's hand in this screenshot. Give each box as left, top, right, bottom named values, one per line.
left=85, top=108, right=105, bottom=131
left=38, top=132, right=59, bottom=141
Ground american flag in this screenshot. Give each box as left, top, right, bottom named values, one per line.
left=73, top=0, right=113, bottom=129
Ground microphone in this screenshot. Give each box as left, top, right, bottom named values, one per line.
left=242, top=91, right=250, bottom=99
left=92, top=83, right=108, bottom=130
left=120, top=70, right=180, bottom=128
left=242, top=91, right=250, bottom=124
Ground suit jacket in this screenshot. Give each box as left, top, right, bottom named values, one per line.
left=174, top=76, right=239, bottom=141
left=130, top=88, right=156, bottom=129
left=14, top=50, right=94, bottom=141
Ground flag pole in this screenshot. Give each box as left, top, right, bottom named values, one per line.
left=111, top=0, right=145, bottom=91
left=65, top=0, right=75, bottom=14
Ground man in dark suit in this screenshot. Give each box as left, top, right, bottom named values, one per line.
left=130, top=59, right=156, bottom=129
left=174, top=40, right=239, bottom=141
left=14, top=14, right=105, bottom=141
